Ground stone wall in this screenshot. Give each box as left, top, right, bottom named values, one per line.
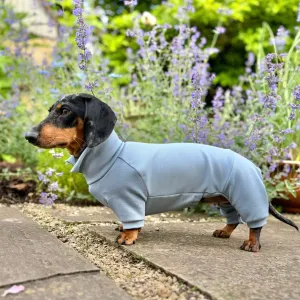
left=5, top=0, right=57, bottom=39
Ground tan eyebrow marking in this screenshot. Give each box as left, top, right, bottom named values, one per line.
left=55, top=103, right=62, bottom=111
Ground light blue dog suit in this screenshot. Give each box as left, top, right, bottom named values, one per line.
left=67, top=131, right=269, bottom=230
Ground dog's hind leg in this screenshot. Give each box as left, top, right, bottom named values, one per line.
left=213, top=223, right=239, bottom=238
left=212, top=202, right=241, bottom=238
left=240, top=227, right=262, bottom=252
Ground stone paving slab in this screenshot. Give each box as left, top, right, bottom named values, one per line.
left=0, top=273, right=132, bottom=300
left=91, top=221, right=300, bottom=300
left=50, top=204, right=117, bottom=223
left=0, top=207, right=99, bottom=287
left=0, top=207, right=132, bottom=299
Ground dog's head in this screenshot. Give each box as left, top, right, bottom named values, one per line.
left=25, top=93, right=117, bottom=157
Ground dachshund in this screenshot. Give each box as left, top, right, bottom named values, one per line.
left=25, top=93, right=298, bottom=252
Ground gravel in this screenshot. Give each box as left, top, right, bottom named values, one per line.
left=20, top=203, right=210, bottom=300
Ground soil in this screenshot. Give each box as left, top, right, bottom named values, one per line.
left=0, top=161, right=37, bottom=204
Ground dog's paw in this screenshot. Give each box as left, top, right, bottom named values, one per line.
left=240, top=240, right=261, bottom=252
left=115, top=224, right=124, bottom=232
left=115, top=229, right=139, bottom=246
left=213, top=229, right=231, bottom=238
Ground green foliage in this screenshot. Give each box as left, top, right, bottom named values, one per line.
left=85, top=0, right=299, bottom=87
left=0, top=117, right=37, bottom=166
left=36, top=150, right=94, bottom=203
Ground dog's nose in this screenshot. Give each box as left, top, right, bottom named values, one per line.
left=25, top=131, right=39, bottom=144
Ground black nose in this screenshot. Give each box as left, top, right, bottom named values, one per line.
left=25, top=131, right=39, bottom=144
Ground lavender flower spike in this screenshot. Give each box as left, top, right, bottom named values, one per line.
left=293, top=86, right=300, bottom=100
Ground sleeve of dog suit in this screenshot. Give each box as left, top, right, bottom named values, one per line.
left=218, top=202, right=242, bottom=224
left=104, top=158, right=148, bottom=230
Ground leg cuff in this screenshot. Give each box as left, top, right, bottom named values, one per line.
left=247, top=218, right=267, bottom=228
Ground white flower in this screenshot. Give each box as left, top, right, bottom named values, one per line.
left=141, top=12, right=156, bottom=26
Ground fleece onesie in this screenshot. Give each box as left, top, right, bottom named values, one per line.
left=67, top=131, right=269, bottom=230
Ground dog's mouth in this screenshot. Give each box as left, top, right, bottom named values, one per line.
left=36, top=142, right=69, bottom=149
left=56, top=143, right=68, bottom=147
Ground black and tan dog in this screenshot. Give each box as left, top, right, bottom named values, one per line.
left=25, top=93, right=298, bottom=252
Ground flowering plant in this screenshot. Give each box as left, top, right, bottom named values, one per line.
left=120, top=2, right=300, bottom=200
left=1, top=0, right=300, bottom=204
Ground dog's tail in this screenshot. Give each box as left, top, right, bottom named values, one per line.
left=269, top=202, right=299, bottom=231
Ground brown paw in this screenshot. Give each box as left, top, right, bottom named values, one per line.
left=115, top=229, right=139, bottom=246
left=213, top=229, right=231, bottom=238
left=240, top=240, right=261, bottom=252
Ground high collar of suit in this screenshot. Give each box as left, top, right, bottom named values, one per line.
left=66, top=130, right=124, bottom=184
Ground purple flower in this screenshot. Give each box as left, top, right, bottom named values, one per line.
left=266, top=73, right=279, bottom=90
left=271, top=26, right=289, bottom=49
left=293, top=86, right=300, bottom=100
left=39, top=192, right=58, bottom=206
left=244, top=129, right=262, bottom=151
left=196, top=116, right=208, bottom=128
left=182, top=0, right=195, bottom=13
left=284, top=164, right=291, bottom=174
left=263, top=92, right=280, bottom=111
left=57, top=9, right=64, bottom=17
left=265, top=53, right=284, bottom=72
left=85, top=81, right=99, bottom=91
left=191, top=98, right=202, bottom=108
left=215, top=26, right=226, bottom=34
left=282, top=128, right=294, bottom=135
left=73, top=7, right=82, bottom=16
left=245, top=52, right=255, bottom=73
left=38, top=70, right=50, bottom=76
left=289, top=110, right=296, bottom=120
left=45, top=168, right=55, bottom=176
left=269, top=162, right=278, bottom=173
left=269, top=147, right=279, bottom=157
left=37, top=172, right=44, bottom=181
left=212, top=87, right=224, bottom=110
left=272, top=135, right=284, bottom=143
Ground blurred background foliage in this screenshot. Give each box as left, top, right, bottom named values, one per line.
left=1, top=0, right=299, bottom=204
left=40, top=0, right=300, bottom=88
left=59, top=0, right=300, bottom=87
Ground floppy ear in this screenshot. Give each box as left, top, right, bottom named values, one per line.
left=80, top=94, right=117, bottom=147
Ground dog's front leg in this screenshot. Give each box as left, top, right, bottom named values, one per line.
left=240, top=227, right=262, bottom=252
left=213, top=223, right=238, bottom=238
left=115, top=224, right=142, bottom=233
left=115, top=224, right=124, bottom=232
left=116, top=228, right=140, bottom=245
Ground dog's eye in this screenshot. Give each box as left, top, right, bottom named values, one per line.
left=61, top=108, right=69, bottom=115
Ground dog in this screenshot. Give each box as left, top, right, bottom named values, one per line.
left=25, top=93, right=299, bottom=252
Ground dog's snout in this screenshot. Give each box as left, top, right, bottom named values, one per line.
left=25, top=131, right=39, bottom=144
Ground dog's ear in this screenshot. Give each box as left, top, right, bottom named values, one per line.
left=75, top=94, right=117, bottom=147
